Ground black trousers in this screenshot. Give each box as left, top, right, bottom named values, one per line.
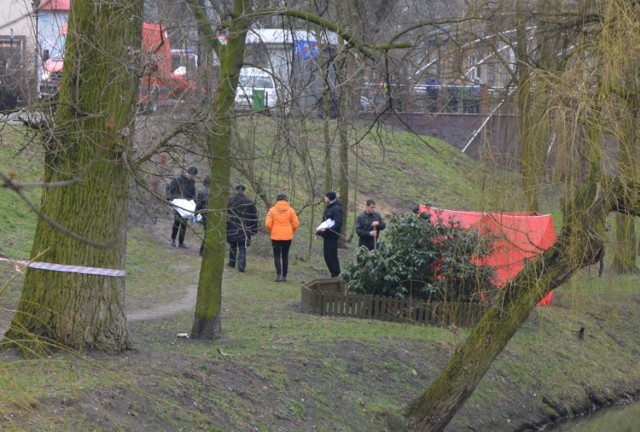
left=171, top=211, right=188, bottom=245
left=323, top=237, right=341, bottom=277
left=271, top=240, right=292, bottom=276
left=228, top=241, right=247, bottom=271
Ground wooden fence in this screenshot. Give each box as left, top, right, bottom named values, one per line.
left=300, top=278, right=489, bottom=328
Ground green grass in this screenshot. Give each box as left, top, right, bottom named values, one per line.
left=2, top=118, right=640, bottom=431
left=231, top=117, right=516, bottom=215
left=125, top=225, right=200, bottom=305
left=0, top=126, right=42, bottom=317
left=0, top=126, right=40, bottom=259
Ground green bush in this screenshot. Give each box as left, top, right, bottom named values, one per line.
left=342, top=212, right=497, bottom=303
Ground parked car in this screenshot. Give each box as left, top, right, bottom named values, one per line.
left=234, top=67, right=279, bottom=111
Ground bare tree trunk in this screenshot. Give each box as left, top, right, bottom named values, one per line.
left=337, top=39, right=356, bottom=248
left=6, top=0, right=142, bottom=355
left=321, top=60, right=333, bottom=192
left=338, top=119, right=349, bottom=247
left=188, top=0, right=248, bottom=339
left=335, top=0, right=367, bottom=247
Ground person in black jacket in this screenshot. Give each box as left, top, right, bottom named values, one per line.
left=166, top=166, right=198, bottom=248
left=196, top=176, right=210, bottom=256
left=226, top=185, right=259, bottom=272
left=316, top=191, right=343, bottom=277
left=355, top=199, right=386, bottom=250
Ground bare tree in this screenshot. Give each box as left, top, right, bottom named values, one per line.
left=404, top=1, right=640, bottom=429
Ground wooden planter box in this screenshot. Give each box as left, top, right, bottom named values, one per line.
left=301, top=279, right=488, bottom=328
left=304, top=278, right=346, bottom=294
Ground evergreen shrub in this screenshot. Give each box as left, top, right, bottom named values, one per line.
left=342, top=212, right=497, bottom=303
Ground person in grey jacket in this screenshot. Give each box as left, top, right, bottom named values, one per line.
left=355, top=199, right=386, bottom=250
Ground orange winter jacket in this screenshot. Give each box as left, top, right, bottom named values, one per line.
left=265, top=200, right=300, bottom=241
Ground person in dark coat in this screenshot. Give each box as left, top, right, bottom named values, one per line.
left=166, top=166, right=197, bottom=248
left=226, top=184, right=259, bottom=272
left=316, top=191, right=343, bottom=277
left=355, top=199, right=386, bottom=250
left=196, top=176, right=210, bottom=256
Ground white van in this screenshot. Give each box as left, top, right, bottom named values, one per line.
left=235, top=67, right=279, bottom=111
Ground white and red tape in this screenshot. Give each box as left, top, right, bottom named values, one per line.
left=0, top=257, right=125, bottom=277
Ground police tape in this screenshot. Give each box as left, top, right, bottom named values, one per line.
left=0, top=257, right=25, bottom=273
left=0, top=257, right=125, bottom=277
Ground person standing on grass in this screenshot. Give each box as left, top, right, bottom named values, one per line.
left=316, top=191, right=343, bottom=277
left=356, top=199, right=387, bottom=250
left=226, top=185, right=259, bottom=272
left=355, top=199, right=386, bottom=251
left=166, top=165, right=197, bottom=249
left=265, top=194, right=300, bottom=282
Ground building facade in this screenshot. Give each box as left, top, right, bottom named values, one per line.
left=0, top=0, right=38, bottom=105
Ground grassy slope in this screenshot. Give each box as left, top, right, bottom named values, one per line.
left=0, top=119, right=639, bottom=431
left=0, top=126, right=42, bottom=314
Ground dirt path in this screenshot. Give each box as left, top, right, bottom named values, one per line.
left=126, top=283, right=197, bottom=321
left=0, top=283, right=198, bottom=335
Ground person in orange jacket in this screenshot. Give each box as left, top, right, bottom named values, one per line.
left=265, top=194, right=300, bottom=282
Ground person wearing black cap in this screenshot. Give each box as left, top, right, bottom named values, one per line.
left=316, top=191, right=343, bottom=277
left=166, top=166, right=198, bottom=248
left=265, top=194, right=300, bottom=282
left=226, top=184, right=259, bottom=272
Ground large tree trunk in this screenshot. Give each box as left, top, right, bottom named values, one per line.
left=404, top=178, right=613, bottom=431
left=188, top=0, right=248, bottom=339
left=6, top=0, right=142, bottom=354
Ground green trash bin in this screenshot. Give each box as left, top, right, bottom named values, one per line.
left=252, top=90, right=265, bottom=111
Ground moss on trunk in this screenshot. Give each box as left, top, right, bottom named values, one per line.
left=188, top=0, right=249, bottom=340
left=6, top=0, right=143, bottom=355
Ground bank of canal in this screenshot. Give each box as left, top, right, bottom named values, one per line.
left=550, top=399, right=640, bottom=431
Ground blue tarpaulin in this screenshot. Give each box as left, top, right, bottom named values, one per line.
left=293, top=40, right=318, bottom=59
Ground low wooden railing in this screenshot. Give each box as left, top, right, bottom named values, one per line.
left=300, top=278, right=488, bottom=327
